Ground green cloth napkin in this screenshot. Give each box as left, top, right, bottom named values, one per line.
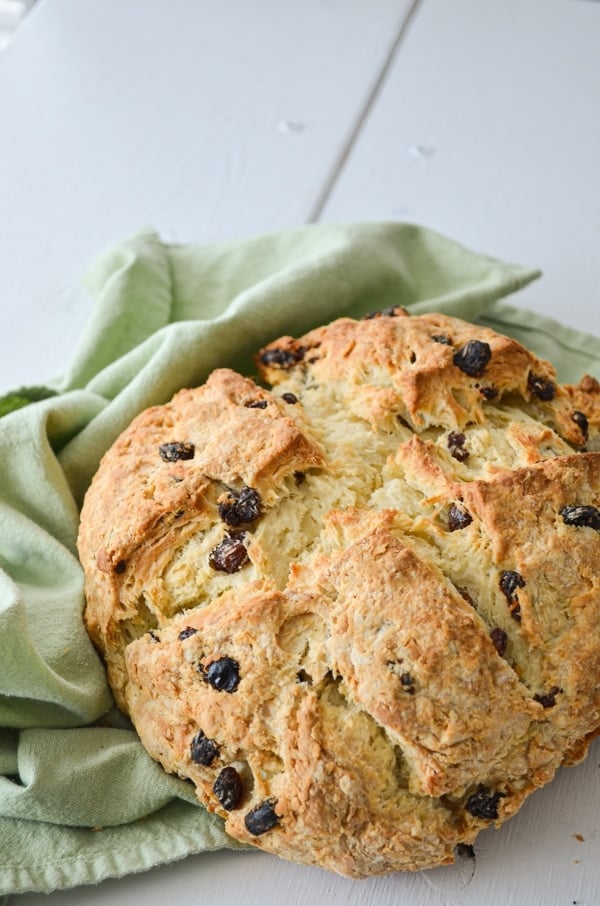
left=1, top=222, right=599, bottom=895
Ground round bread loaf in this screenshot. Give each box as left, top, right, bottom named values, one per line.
left=78, top=308, right=600, bottom=877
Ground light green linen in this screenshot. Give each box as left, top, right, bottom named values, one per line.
left=1, top=222, right=598, bottom=894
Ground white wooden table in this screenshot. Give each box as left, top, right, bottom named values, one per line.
left=2, top=1, right=599, bottom=903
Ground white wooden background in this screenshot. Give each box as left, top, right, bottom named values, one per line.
left=1, top=1, right=599, bottom=904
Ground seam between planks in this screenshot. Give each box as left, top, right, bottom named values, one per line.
left=307, top=0, right=424, bottom=224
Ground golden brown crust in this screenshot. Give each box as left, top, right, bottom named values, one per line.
left=306, top=515, right=541, bottom=799
left=79, top=309, right=600, bottom=876
left=256, top=311, right=556, bottom=430
left=78, top=368, right=324, bottom=706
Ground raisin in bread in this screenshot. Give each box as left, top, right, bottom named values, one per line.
left=78, top=308, right=600, bottom=877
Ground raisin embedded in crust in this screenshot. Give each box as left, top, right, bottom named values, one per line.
left=159, top=441, right=195, bottom=462
left=454, top=843, right=476, bottom=859
left=464, top=786, right=504, bottom=821
left=361, top=306, right=405, bottom=320
left=218, top=487, right=262, bottom=527
left=447, top=432, right=469, bottom=462
left=499, top=570, right=525, bottom=622
left=448, top=504, right=473, bottom=531
left=190, top=730, right=220, bottom=766
left=259, top=346, right=306, bottom=369
left=399, top=672, right=416, bottom=694
left=571, top=410, right=589, bottom=443
left=479, top=385, right=498, bottom=400
left=244, top=799, right=280, bottom=835
left=208, top=533, right=249, bottom=573
left=178, top=626, right=198, bottom=641
left=204, top=657, right=241, bottom=693
left=527, top=373, right=556, bottom=401
left=213, top=766, right=244, bottom=810
left=499, top=570, right=525, bottom=599
left=533, top=686, right=561, bottom=709
left=452, top=340, right=492, bottom=377
left=560, top=505, right=600, bottom=532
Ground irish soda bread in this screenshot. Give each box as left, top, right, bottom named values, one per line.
left=78, top=308, right=600, bottom=877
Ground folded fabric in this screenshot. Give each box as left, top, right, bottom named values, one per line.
left=1, top=222, right=599, bottom=894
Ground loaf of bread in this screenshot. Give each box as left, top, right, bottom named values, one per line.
left=78, top=308, right=600, bottom=877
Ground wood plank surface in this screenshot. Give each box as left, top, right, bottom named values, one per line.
left=321, top=0, right=600, bottom=337
left=0, top=0, right=414, bottom=390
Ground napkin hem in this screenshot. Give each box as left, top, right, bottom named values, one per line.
left=0, top=804, right=246, bottom=895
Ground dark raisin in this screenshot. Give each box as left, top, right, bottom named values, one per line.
left=527, top=372, right=556, bottom=401
left=281, top=392, right=298, bottom=404
left=159, top=442, right=195, bottom=462
left=490, top=627, right=508, bottom=657
left=453, top=340, right=492, bottom=377
left=400, top=672, right=416, bottom=694
left=499, top=570, right=525, bottom=621
left=533, top=686, right=561, bottom=709
left=296, top=669, right=312, bottom=684
left=432, top=334, right=452, bottom=345
left=479, top=385, right=498, bottom=400
left=213, top=766, right=244, bottom=811
left=571, top=410, right=589, bottom=442
left=455, top=843, right=475, bottom=859
left=409, top=351, right=417, bottom=364
left=293, top=471, right=306, bottom=486
left=190, top=730, right=220, bottom=766
left=148, top=630, right=160, bottom=643
left=499, top=570, right=525, bottom=600
left=244, top=799, right=280, bottom=835
left=361, top=307, right=402, bottom=319
left=259, top=346, right=305, bottom=369
left=447, top=431, right=469, bottom=462
left=205, top=657, right=241, bottom=693
left=208, top=533, right=249, bottom=573
left=560, top=504, right=600, bottom=532
left=465, top=786, right=504, bottom=820
left=245, top=399, right=268, bottom=409
left=218, top=487, right=262, bottom=527
left=178, top=626, right=198, bottom=641
left=448, top=504, right=473, bottom=531
left=115, top=559, right=127, bottom=574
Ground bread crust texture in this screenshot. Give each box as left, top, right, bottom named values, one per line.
left=78, top=308, right=600, bottom=877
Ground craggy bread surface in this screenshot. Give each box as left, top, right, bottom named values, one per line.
left=78, top=308, right=600, bottom=877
